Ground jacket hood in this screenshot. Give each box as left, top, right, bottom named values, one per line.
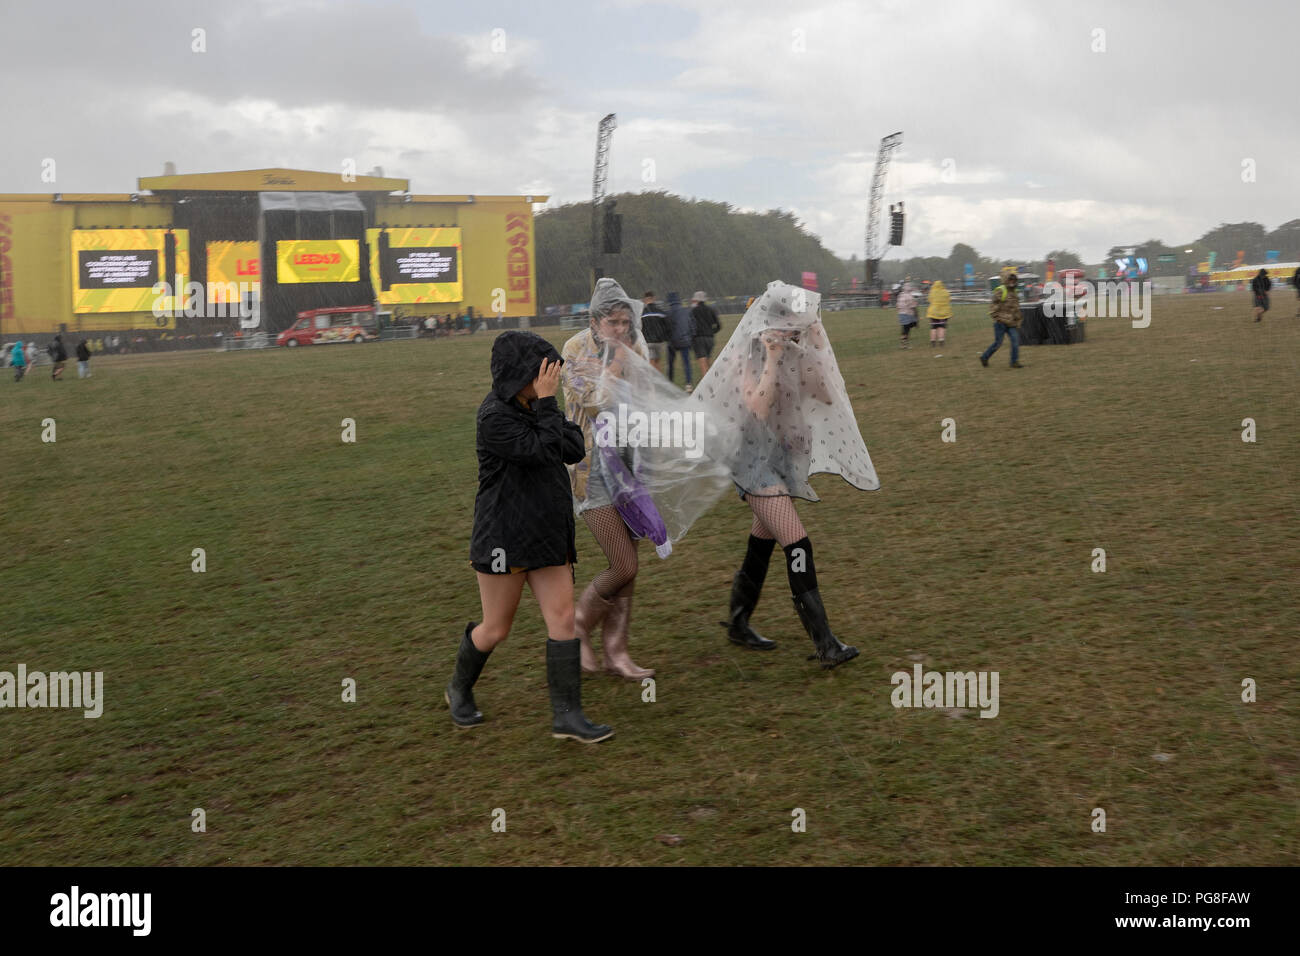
left=666, top=291, right=682, bottom=308
left=490, top=330, right=563, bottom=402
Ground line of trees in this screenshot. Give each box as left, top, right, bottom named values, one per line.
left=876, top=221, right=1300, bottom=287
left=536, top=192, right=1300, bottom=305
left=536, top=191, right=856, bottom=305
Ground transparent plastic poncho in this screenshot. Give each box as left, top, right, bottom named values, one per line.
left=564, top=278, right=736, bottom=557
left=689, top=280, right=879, bottom=501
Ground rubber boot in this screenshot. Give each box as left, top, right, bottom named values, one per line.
left=792, top=590, right=859, bottom=669
left=445, top=622, right=491, bottom=727
left=547, top=638, right=614, bottom=743
left=574, top=582, right=614, bottom=674
left=723, top=569, right=777, bottom=650
left=602, top=594, right=654, bottom=679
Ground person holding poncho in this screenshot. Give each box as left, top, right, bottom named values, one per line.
left=928, top=280, right=952, bottom=348
left=562, top=279, right=658, bottom=679
left=691, top=281, right=880, bottom=668
left=562, top=278, right=732, bottom=678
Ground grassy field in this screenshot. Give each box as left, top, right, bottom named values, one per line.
left=1, top=291, right=1296, bottom=866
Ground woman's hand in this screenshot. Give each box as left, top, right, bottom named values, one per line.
left=533, top=358, right=562, bottom=399
left=761, top=331, right=787, bottom=355
left=604, top=340, right=629, bottom=377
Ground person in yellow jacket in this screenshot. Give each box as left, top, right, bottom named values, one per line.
left=979, top=268, right=1025, bottom=369
left=927, top=279, right=952, bottom=348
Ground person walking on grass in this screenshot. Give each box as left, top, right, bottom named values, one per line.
left=666, top=291, right=694, bottom=391
left=640, top=291, right=670, bottom=373
left=445, top=330, right=614, bottom=743
left=693, top=281, right=880, bottom=669
left=75, top=338, right=92, bottom=378
left=48, top=334, right=67, bottom=381
left=928, top=279, right=952, bottom=348
left=897, top=283, right=918, bottom=349
left=1251, top=268, right=1271, bottom=323
left=980, top=268, right=1024, bottom=369
left=1292, top=265, right=1300, bottom=317
left=562, top=278, right=657, bottom=680
left=690, top=291, right=722, bottom=378
left=10, top=340, right=27, bottom=382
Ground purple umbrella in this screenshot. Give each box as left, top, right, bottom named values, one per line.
left=598, top=444, right=673, bottom=558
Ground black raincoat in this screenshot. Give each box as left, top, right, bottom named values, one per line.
left=469, top=331, right=585, bottom=568
left=667, top=292, right=692, bottom=348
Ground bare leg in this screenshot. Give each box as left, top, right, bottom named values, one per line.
left=472, top=571, right=526, bottom=651
left=525, top=564, right=576, bottom=640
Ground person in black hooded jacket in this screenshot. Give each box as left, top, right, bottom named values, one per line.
left=49, top=334, right=68, bottom=381
left=75, top=338, right=92, bottom=378
left=445, top=330, right=615, bottom=743
left=1250, top=268, right=1271, bottom=323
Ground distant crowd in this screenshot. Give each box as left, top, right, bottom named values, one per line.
left=411, top=311, right=502, bottom=337
left=4, top=334, right=92, bottom=382
left=637, top=291, right=722, bottom=392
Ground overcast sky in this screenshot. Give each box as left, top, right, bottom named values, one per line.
left=2, top=0, right=1296, bottom=262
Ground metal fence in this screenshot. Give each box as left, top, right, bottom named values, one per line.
left=222, top=333, right=275, bottom=351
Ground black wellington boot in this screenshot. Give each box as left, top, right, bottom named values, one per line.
left=546, top=638, right=614, bottom=743
left=723, top=569, right=777, bottom=650
left=445, top=623, right=491, bottom=727
left=792, top=590, right=859, bottom=669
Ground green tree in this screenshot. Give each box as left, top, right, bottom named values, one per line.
left=1045, top=249, right=1083, bottom=271
left=536, top=192, right=856, bottom=305
left=1265, top=220, right=1300, bottom=261
left=1197, top=222, right=1268, bottom=264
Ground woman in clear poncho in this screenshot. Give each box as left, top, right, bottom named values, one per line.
left=562, top=278, right=733, bottom=678
left=691, top=280, right=880, bottom=668
left=562, top=279, right=653, bottom=679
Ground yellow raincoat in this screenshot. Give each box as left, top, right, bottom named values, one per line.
left=928, top=280, right=953, bottom=321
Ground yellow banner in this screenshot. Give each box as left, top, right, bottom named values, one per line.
left=207, top=241, right=260, bottom=301
left=367, top=227, right=463, bottom=304
left=275, top=239, right=360, bottom=283
left=455, top=202, right=536, bottom=317
left=71, top=229, right=188, bottom=319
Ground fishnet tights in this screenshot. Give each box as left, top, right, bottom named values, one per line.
left=582, top=506, right=639, bottom=599
left=745, top=493, right=808, bottom=547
